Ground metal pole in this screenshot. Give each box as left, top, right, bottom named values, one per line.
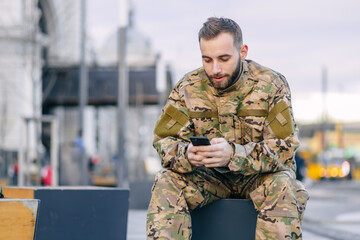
left=135, top=82, right=145, bottom=180
left=117, top=0, right=129, bottom=188
left=79, top=0, right=88, bottom=185
left=50, top=119, right=59, bottom=186
left=321, top=66, right=328, bottom=151
left=18, top=120, right=25, bottom=186
left=25, top=120, right=30, bottom=186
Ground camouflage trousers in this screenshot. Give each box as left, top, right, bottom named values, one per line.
left=147, top=168, right=309, bottom=240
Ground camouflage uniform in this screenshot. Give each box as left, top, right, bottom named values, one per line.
left=147, top=60, right=309, bottom=239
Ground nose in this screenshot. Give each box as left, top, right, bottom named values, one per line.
left=212, top=61, right=221, bottom=75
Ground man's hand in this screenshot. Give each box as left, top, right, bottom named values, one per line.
left=187, top=138, right=234, bottom=168
left=187, top=142, right=205, bottom=167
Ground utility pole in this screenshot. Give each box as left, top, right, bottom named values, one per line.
left=117, top=0, right=129, bottom=188
left=135, top=82, right=145, bottom=180
left=26, top=0, right=42, bottom=186
left=321, top=66, right=328, bottom=151
left=79, top=0, right=88, bottom=185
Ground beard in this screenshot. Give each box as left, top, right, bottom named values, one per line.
left=206, top=60, right=242, bottom=90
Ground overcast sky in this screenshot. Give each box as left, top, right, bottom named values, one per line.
left=88, top=0, right=360, bottom=122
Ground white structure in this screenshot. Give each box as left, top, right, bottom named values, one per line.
left=0, top=0, right=87, bottom=184
left=0, top=0, right=166, bottom=184
left=0, top=0, right=40, bottom=153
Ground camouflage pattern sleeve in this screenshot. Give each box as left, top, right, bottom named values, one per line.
left=152, top=83, right=195, bottom=173
left=228, top=74, right=300, bottom=175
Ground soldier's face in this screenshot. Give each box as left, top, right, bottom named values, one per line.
left=200, top=32, right=248, bottom=89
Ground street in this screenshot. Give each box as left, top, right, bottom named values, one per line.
left=302, top=179, right=360, bottom=240
left=127, top=179, right=360, bottom=240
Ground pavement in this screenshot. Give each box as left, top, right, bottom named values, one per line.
left=126, top=209, right=331, bottom=240
left=301, top=179, right=360, bottom=240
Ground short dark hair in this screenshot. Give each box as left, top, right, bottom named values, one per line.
left=198, top=17, right=243, bottom=48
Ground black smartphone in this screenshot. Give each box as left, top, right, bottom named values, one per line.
left=190, top=136, right=211, bottom=146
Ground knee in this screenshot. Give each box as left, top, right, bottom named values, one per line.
left=152, top=169, right=180, bottom=189
left=256, top=216, right=302, bottom=240
left=250, top=172, right=309, bottom=220
left=148, top=169, right=192, bottom=214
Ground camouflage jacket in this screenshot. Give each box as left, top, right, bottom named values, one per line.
left=153, top=60, right=299, bottom=176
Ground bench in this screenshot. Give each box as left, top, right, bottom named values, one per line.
left=191, top=199, right=258, bottom=240
left=3, top=186, right=129, bottom=240
left=0, top=198, right=40, bottom=240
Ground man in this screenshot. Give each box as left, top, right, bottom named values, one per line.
left=147, top=17, right=309, bottom=239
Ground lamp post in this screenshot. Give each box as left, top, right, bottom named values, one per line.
left=79, top=0, right=88, bottom=185
left=117, top=0, right=129, bottom=188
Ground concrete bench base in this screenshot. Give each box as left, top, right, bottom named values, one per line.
left=191, top=199, right=257, bottom=240
left=3, top=186, right=129, bottom=240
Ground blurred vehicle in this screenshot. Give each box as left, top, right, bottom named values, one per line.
left=304, top=147, right=360, bottom=181
left=307, top=162, right=323, bottom=181
left=316, top=148, right=350, bottom=179
left=345, top=147, right=360, bottom=180
left=352, top=163, right=360, bottom=179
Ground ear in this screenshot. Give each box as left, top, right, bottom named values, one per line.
left=240, top=45, right=248, bottom=61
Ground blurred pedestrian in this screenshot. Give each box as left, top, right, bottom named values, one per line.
left=74, top=130, right=85, bottom=153
left=147, top=17, right=309, bottom=239
left=41, top=165, right=52, bottom=186
left=295, top=152, right=306, bottom=181
left=13, top=159, right=19, bottom=185
left=0, top=184, right=3, bottom=198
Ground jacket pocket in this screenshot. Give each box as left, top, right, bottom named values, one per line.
left=235, top=109, right=267, bottom=144
left=189, top=110, right=219, bottom=139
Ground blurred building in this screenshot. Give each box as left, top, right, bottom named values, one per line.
left=0, top=0, right=170, bottom=185
left=0, top=0, right=46, bottom=182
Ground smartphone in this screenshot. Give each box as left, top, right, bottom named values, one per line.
left=190, top=136, right=211, bottom=146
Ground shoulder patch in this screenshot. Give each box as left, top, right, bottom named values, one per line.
left=266, top=100, right=294, bottom=139
left=154, top=104, right=189, bottom=139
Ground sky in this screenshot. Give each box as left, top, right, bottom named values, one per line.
left=88, top=0, right=360, bottom=123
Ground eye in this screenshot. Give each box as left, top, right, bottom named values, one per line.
left=203, top=58, right=212, bottom=63
left=220, top=56, right=230, bottom=62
